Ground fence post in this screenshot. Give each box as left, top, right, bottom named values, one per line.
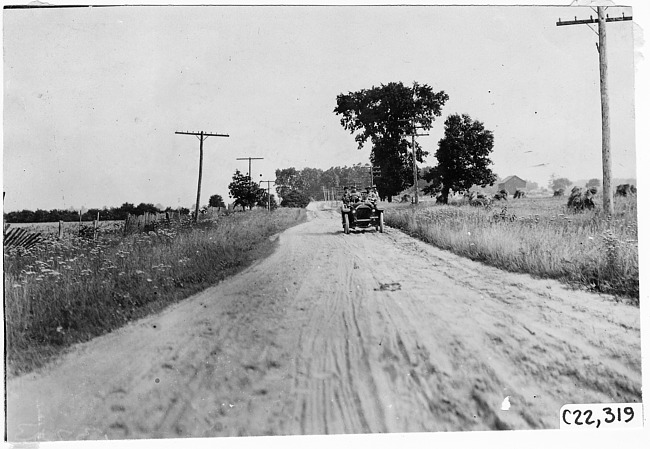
left=58, top=220, right=63, bottom=240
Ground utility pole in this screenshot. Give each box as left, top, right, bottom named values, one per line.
left=259, top=180, right=275, bottom=211
left=557, top=7, right=632, bottom=216
left=175, top=130, right=229, bottom=222
left=405, top=118, right=429, bottom=205
left=236, top=157, right=264, bottom=178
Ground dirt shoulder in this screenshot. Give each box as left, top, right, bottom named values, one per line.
left=6, top=202, right=641, bottom=440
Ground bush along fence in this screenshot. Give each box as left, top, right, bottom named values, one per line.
left=123, top=211, right=188, bottom=235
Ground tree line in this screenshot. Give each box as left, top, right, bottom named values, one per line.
left=274, top=164, right=375, bottom=201
left=3, top=203, right=194, bottom=224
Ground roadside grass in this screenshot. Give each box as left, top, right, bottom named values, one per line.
left=383, top=195, right=638, bottom=303
left=4, top=208, right=307, bottom=376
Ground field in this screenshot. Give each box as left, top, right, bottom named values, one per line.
left=3, top=209, right=307, bottom=375
left=383, top=194, right=638, bottom=302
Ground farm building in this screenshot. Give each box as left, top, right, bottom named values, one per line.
left=497, top=175, right=527, bottom=195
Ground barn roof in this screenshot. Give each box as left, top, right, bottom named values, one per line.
left=500, top=175, right=526, bottom=183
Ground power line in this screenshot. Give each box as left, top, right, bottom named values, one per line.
left=405, top=119, right=429, bottom=205
left=556, top=7, right=632, bottom=217
left=175, top=130, right=229, bottom=222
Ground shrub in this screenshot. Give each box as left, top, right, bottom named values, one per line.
left=280, top=190, right=310, bottom=208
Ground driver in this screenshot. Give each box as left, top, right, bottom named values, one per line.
left=361, top=188, right=369, bottom=202
left=349, top=187, right=361, bottom=206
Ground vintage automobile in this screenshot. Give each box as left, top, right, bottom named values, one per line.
left=341, top=201, right=384, bottom=234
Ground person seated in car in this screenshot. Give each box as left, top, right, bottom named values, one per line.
left=349, top=187, right=361, bottom=206
left=341, top=186, right=351, bottom=207
left=361, top=186, right=370, bottom=202
left=360, top=187, right=369, bottom=202
left=366, top=185, right=379, bottom=205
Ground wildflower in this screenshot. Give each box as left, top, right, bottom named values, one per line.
left=13, top=284, right=21, bottom=288
left=147, top=278, right=153, bottom=282
left=135, top=270, right=145, bottom=275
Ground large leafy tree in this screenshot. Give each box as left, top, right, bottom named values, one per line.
left=423, top=113, right=497, bottom=203
left=228, top=169, right=265, bottom=210
left=334, top=81, right=449, bottom=201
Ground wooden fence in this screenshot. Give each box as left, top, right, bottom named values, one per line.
left=3, top=224, right=43, bottom=250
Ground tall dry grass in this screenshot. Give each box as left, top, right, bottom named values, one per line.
left=4, top=209, right=306, bottom=375
left=384, top=196, right=638, bottom=302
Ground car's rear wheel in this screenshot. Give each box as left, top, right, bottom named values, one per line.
left=379, top=212, right=384, bottom=233
left=344, top=214, right=350, bottom=234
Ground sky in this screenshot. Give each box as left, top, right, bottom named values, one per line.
left=1, top=0, right=645, bottom=211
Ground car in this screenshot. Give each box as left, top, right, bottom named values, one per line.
left=341, top=202, right=384, bottom=234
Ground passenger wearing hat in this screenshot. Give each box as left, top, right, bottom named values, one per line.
left=366, top=185, right=379, bottom=205
left=361, top=186, right=371, bottom=202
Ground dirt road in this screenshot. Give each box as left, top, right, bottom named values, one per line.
left=6, top=202, right=641, bottom=440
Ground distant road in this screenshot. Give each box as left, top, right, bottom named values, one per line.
left=7, top=202, right=641, bottom=439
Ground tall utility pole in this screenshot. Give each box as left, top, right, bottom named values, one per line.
left=406, top=118, right=429, bottom=205
left=236, top=157, right=264, bottom=178
left=260, top=180, right=275, bottom=211
left=175, top=130, right=229, bottom=222
left=557, top=7, right=632, bottom=216
left=363, top=164, right=374, bottom=187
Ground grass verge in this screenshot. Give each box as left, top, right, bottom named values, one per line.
left=4, top=208, right=307, bottom=376
left=383, top=196, right=638, bottom=303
